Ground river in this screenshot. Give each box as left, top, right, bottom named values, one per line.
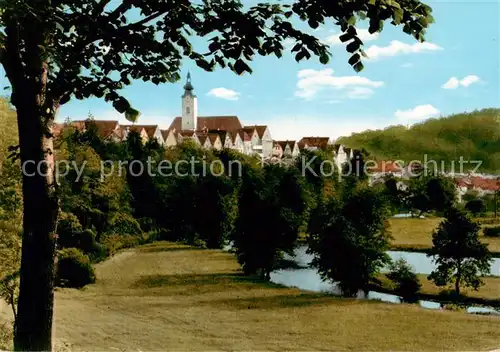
left=269, top=246, right=500, bottom=315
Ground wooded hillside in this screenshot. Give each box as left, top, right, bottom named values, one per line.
left=337, top=109, right=500, bottom=173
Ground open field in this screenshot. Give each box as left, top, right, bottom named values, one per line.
left=1, top=242, right=497, bottom=351
left=389, top=218, right=500, bottom=255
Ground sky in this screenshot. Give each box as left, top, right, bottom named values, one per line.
left=4, top=0, right=500, bottom=141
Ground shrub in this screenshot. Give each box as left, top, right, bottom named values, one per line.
left=387, top=258, right=421, bottom=303
left=56, top=248, right=96, bottom=288
left=108, top=213, right=142, bottom=235
left=138, top=217, right=155, bottom=232
left=58, top=226, right=107, bottom=261
left=484, top=226, right=500, bottom=237
left=58, top=212, right=83, bottom=234
left=465, top=199, right=486, bottom=216
left=100, top=233, right=139, bottom=256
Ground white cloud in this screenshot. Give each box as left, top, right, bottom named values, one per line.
left=207, top=87, right=240, bottom=100
left=266, top=115, right=380, bottom=141
left=323, top=29, right=379, bottom=46
left=295, top=68, right=384, bottom=100
left=442, top=75, right=480, bottom=89
left=365, top=40, right=442, bottom=60
left=395, top=104, right=440, bottom=122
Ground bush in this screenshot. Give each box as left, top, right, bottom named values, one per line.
left=108, top=213, right=142, bottom=235
left=138, top=217, right=155, bottom=232
left=465, top=199, right=486, bottom=216
left=387, top=258, right=421, bottom=303
left=56, top=248, right=96, bottom=288
left=484, top=226, right=500, bottom=237
left=58, top=226, right=108, bottom=262
left=58, top=212, right=83, bottom=235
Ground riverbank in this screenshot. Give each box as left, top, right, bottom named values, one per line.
left=373, top=274, right=500, bottom=309
left=388, top=218, right=500, bottom=257
left=24, top=242, right=497, bottom=350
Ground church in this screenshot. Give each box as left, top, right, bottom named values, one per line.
left=165, top=72, right=275, bottom=160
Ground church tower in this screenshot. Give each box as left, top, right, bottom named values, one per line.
left=181, top=72, right=198, bottom=131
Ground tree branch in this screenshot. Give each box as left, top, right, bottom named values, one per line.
left=121, top=10, right=170, bottom=31
left=1, top=23, right=26, bottom=106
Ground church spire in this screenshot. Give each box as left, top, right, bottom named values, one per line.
left=183, top=71, right=194, bottom=92
left=181, top=71, right=198, bottom=130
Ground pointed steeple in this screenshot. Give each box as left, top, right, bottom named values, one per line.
left=183, top=71, right=194, bottom=93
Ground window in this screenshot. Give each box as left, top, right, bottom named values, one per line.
left=186, top=107, right=190, bottom=114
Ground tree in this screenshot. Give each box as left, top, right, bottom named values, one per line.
left=407, top=175, right=456, bottom=216
left=337, top=109, right=500, bottom=174
left=386, top=258, right=421, bottom=303
left=234, top=164, right=309, bottom=280
left=428, top=207, right=492, bottom=297
left=308, top=187, right=392, bottom=297
left=194, top=175, right=237, bottom=249
left=464, top=199, right=486, bottom=217
left=0, top=1, right=433, bottom=349
left=341, top=149, right=370, bottom=197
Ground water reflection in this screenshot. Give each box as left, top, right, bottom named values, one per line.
left=286, top=246, right=500, bottom=277
left=271, top=246, right=500, bottom=315
left=224, top=243, right=499, bottom=315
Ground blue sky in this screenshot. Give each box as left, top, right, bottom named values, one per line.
left=5, top=0, right=500, bottom=141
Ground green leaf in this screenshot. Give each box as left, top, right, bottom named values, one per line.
left=308, top=19, right=319, bottom=29
left=291, top=43, right=301, bottom=52
left=125, top=107, right=141, bottom=123
left=418, top=17, right=429, bottom=28
left=339, top=33, right=354, bottom=43
left=233, top=59, right=251, bottom=75
left=215, top=56, right=226, bottom=68
left=208, top=41, right=220, bottom=52
left=112, top=97, right=130, bottom=114
left=295, top=50, right=306, bottom=62
left=393, top=8, right=403, bottom=24
left=274, top=47, right=283, bottom=58
left=319, top=52, right=329, bottom=65
left=348, top=53, right=361, bottom=66
left=195, top=59, right=214, bottom=71
left=346, top=41, right=360, bottom=53
left=353, top=61, right=364, bottom=72
left=347, top=15, right=356, bottom=26
left=403, top=24, right=412, bottom=35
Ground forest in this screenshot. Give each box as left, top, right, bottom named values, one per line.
left=338, top=109, right=500, bottom=173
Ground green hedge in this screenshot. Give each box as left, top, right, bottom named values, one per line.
left=483, top=226, right=500, bottom=237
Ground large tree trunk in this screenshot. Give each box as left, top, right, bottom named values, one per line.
left=12, top=76, right=59, bottom=351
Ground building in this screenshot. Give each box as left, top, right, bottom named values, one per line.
left=273, top=141, right=300, bottom=159
left=167, top=73, right=275, bottom=159
left=455, top=175, right=500, bottom=203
